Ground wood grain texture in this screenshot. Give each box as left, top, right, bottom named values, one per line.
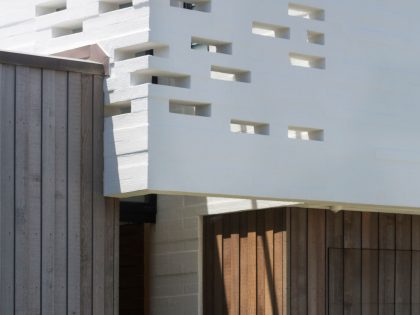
left=0, top=61, right=113, bottom=314
left=67, top=72, right=83, bottom=315
left=204, top=209, right=420, bottom=315
left=15, top=66, right=42, bottom=315
left=0, top=64, right=15, bottom=314
left=308, top=209, right=325, bottom=315
left=41, top=69, right=68, bottom=315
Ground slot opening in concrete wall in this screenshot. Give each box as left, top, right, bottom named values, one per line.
left=169, top=100, right=211, bottom=117
left=230, top=120, right=269, bottom=135
left=114, top=44, right=168, bottom=61
left=99, top=1, right=133, bottom=13
left=170, top=0, right=211, bottom=12
left=131, top=71, right=190, bottom=88
left=191, top=37, right=232, bottom=54
left=288, top=126, right=324, bottom=141
left=252, top=22, right=290, bottom=39
left=289, top=53, right=325, bottom=69
left=307, top=31, right=324, bottom=45
left=51, top=23, right=83, bottom=38
left=211, top=65, right=251, bottom=83
left=36, top=1, right=67, bottom=16
left=288, top=3, right=325, bottom=21
left=105, top=101, right=131, bottom=117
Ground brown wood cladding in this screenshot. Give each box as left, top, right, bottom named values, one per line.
left=203, top=208, right=420, bottom=315
left=0, top=61, right=118, bottom=314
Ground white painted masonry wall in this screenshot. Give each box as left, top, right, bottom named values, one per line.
left=3, top=1, right=420, bottom=211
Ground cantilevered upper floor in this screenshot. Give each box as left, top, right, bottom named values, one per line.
left=3, top=0, right=420, bottom=212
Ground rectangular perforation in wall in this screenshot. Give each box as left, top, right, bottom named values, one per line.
left=288, top=126, right=324, bottom=141
left=169, top=100, right=211, bottom=117
left=252, top=22, right=290, bottom=39
left=288, top=3, right=325, bottom=21
left=230, top=120, right=269, bottom=135
left=51, top=24, right=83, bottom=38
left=99, top=1, right=133, bottom=14
left=307, top=31, right=325, bottom=45
left=191, top=37, right=232, bottom=54
left=131, top=71, right=190, bottom=88
left=211, top=65, right=251, bottom=83
left=35, top=1, right=67, bottom=16
left=114, top=44, right=168, bottom=61
left=289, top=53, right=325, bottom=69
left=170, top=0, right=211, bottom=12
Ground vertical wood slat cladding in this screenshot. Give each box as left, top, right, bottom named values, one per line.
left=0, top=62, right=119, bottom=314
left=204, top=208, right=420, bottom=315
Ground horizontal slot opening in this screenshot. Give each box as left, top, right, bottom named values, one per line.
left=170, top=0, right=211, bottom=12
left=169, top=100, right=211, bottom=117
left=36, top=1, right=67, bottom=16
left=252, top=22, right=290, bottom=39
left=105, top=102, right=131, bottom=117
left=51, top=24, right=83, bottom=38
left=114, top=45, right=168, bottom=61
left=131, top=72, right=190, bottom=88
left=191, top=37, right=232, bottom=54
left=307, top=31, right=324, bottom=45
left=289, top=53, right=325, bottom=69
left=99, top=1, right=133, bottom=13
left=288, top=126, right=324, bottom=141
left=211, top=65, right=251, bottom=83
left=230, top=120, right=269, bottom=135
left=288, top=3, right=325, bottom=21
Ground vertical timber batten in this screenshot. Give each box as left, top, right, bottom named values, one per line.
left=0, top=53, right=119, bottom=314
left=204, top=207, right=420, bottom=315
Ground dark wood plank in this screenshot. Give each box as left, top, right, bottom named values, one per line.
left=326, top=211, right=343, bottom=315
left=328, top=248, right=344, bottom=315
left=214, top=216, right=224, bottom=315
left=264, top=209, right=275, bottom=315
left=412, top=216, right=420, bottom=315
left=343, top=249, right=362, bottom=315
left=104, top=198, right=117, bottom=314
left=256, top=211, right=266, bottom=315
left=80, top=73, right=94, bottom=315
left=344, top=211, right=361, bottom=249
left=230, top=213, right=240, bottom=315
left=361, top=212, right=378, bottom=249
left=290, top=208, right=307, bottom=315
left=362, top=249, right=378, bottom=315
left=113, top=199, right=120, bottom=315
left=361, top=212, right=379, bottom=315
left=15, top=66, right=42, bottom=314
left=223, top=214, right=232, bottom=315
left=239, top=212, right=248, bottom=315
left=0, top=64, right=15, bottom=314
left=144, top=223, right=151, bottom=315
left=92, top=74, right=106, bottom=315
left=379, top=213, right=395, bottom=250
left=308, top=209, right=326, bottom=315
left=395, top=250, right=410, bottom=315
left=203, top=216, right=214, bottom=315
left=41, top=69, right=68, bottom=315
left=247, top=211, right=257, bottom=315
left=274, top=208, right=285, bottom=315
left=67, top=72, right=82, bottom=314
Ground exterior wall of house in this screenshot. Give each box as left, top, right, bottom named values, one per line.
left=0, top=52, right=119, bottom=315
left=3, top=1, right=420, bottom=211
